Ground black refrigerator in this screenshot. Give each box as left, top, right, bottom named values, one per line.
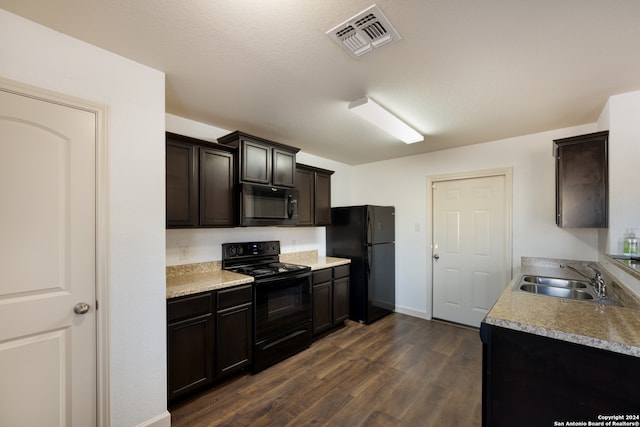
left=325, top=205, right=395, bottom=324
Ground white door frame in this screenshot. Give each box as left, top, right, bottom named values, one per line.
left=426, top=167, right=513, bottom=321
left=1, top=77, right=111, bottom=426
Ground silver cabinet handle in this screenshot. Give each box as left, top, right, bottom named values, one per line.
left=73, top=302, right=90, bottom=315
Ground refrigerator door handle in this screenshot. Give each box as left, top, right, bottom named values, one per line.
left=366, top=245, right=372, bottom=275
left=366, top=209, right=372, bottom=245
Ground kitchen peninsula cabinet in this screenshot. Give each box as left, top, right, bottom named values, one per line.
left=481, top=323, right=640, bottom=427
left=167, top=292, right=215, bottom=405
left=166, top=132, right=235, bottom=228
left=217, top=131, right=299, bottom=188
left=312, top=264, right=350, bottom=336
left=296, top=164, right=334, bottom=226
left=215, top=285, right=252, bottom=378
left=554, top=131, right=608, bottom=228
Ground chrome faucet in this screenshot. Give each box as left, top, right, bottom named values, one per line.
left=560, top=264, right=606, bottom=298
left=586, top=264, right=606, bottom=298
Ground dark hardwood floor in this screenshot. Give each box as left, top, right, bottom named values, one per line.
left=170, top=313, right=482, bottom=427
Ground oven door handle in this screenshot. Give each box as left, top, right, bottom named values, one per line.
left=254, top=271, right=311, bottom=285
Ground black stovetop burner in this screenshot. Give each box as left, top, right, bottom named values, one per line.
left=230, top=262, right=309, bottom=278
left=221, top=241, right=310, bottom=280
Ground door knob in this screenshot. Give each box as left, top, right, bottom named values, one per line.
left=73, top=302, right=90, bottom=315
left=433, top=254, right=440, bottom=260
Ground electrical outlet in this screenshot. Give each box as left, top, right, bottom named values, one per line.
left=179, top=246, right=188, bottom=260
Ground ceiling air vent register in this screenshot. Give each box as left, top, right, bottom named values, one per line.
left=326, top=4, right=401, bottom=58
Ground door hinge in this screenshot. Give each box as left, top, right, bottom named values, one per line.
left=432, top=182, right=438, bottom=189
left=95, top=300, right=99, bottom=311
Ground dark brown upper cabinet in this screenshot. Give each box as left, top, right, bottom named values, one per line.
left=296, top=164, right=334, bottom=226
left=217, top=131, right=299, bottom=188
left=554, top=131, right=608, bottom=228
left=166, top=132, right=235, bottom=228
left=166, top=139, right=198, bottom=227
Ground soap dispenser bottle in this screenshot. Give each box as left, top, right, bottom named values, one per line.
left=624, top=229, right=638, bottom=256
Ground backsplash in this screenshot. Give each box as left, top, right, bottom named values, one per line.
left=166, top=227, right=326, bottom=266
left=279, top=250, right=318, bottom=264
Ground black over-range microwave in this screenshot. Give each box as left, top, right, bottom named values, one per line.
left=239, top=183, right=298, bottom=226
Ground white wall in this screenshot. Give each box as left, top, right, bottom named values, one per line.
left=603, top=91, right=640, bottom=254
left=0, top=10, right=168, bottom=427
left=598, top=91, right=640, bottom=296
left=165, top=114, right=353, bottom=266
left=350, top=124, right=599, bottom=318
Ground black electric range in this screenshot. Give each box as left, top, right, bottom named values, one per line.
left=222, top=241, right=312, bottom=372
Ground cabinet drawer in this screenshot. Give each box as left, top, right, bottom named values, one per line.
left=217, top=285, right=253, bottom=311
left=313, top=268, right=332, bottom=284
left=333, top=264, right=350, bottom=279
left=167, top=292, right=214, bottom=323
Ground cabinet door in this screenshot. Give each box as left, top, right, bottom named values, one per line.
left=167, top=292, right=215, bottom=405
left=555, top=131, right=608, bottom=228
left=483, top=324, right=640, bottom=426
left=315, top=172, right=332, bottom=225
left=216, top=303, right=252, bottom=378
left=333, top=276, right=350, bottom=324
left=200, top=147, right=235, bottom=226
left=272, top=148, right=296, bottom=187
left=312, top=268, right=333, bottom=335
left=166, top=140, right=197, bottom=227
left=241, top=139, right=270, bottom=184
left=167, top=314, right=214, bottom=404
left=312, top=282, right=333, bottom=335
left=296, top=167, right=314, bottom=226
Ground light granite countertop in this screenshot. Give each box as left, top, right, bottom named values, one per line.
left=484, top=257, right=640, bottom=358
left=166, top=251, right=350, bottom=299
left=166, top=261, right=253, bottom=299
left=280, top=250, right=351, bottom=270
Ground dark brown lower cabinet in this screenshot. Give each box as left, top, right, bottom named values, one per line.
left=167, top=292, right=215, bottom=405
left=312, top=264, right=350, bottom=336
left=332, top=267, right=350, bottom=324
left=216, top=285, right=253, bottom=378
left=481, top=323, right=640, bottom=427
left=312, top=268, right=333, bottom=334
left=167, top=285, right=253, bottom=406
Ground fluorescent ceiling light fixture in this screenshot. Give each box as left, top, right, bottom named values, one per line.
left=348, top=97, right=424, bottom=144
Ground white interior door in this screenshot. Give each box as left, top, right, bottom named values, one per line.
left=0, top=88, right=97, bottom=426
left=432, top=175, right=509, bottom=327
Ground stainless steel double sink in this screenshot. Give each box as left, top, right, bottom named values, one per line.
left=514, top=275, right=622, bottom=306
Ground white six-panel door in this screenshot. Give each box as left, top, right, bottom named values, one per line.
left=432, top=175, right=508, bottom=327
left=0, top=87, right=97, bottom=426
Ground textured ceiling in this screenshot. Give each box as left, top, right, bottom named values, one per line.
left=2, top=0, right=640, bottom=165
